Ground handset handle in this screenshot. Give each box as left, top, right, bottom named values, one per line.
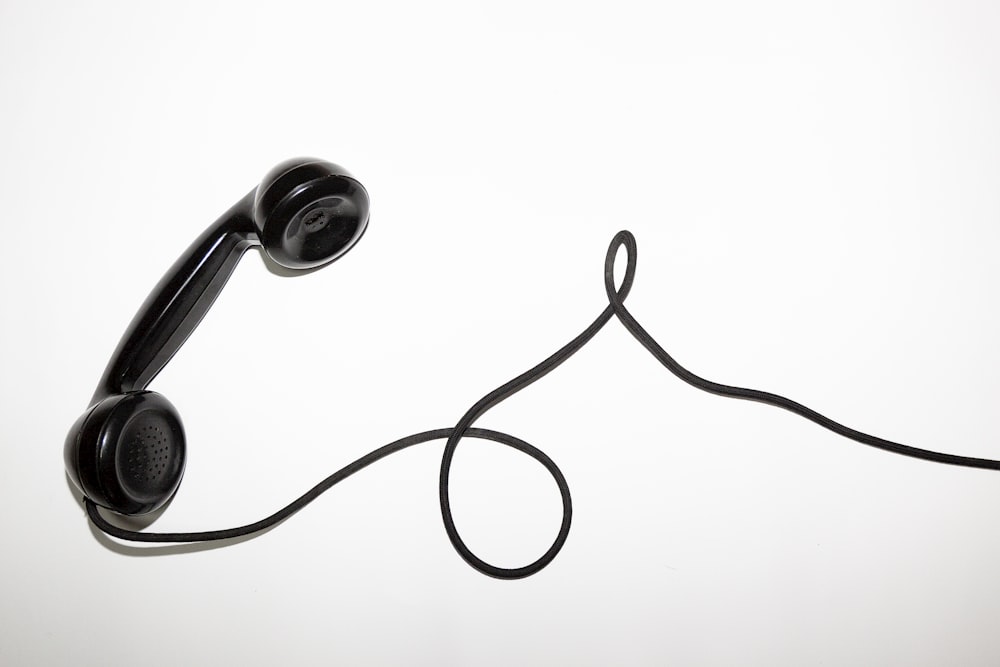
left=91, top=190, right=260, bottom=404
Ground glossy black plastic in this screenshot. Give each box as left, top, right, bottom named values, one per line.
left=91, top=192, right=259, bottom=403
left=65, top=391, right=185, bottom=515
left=66, top=159, right=370, bottom=515
left=255, top=159, right=369, bottom=270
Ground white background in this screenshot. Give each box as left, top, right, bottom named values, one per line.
left=2, top=1, right=999, bottom=664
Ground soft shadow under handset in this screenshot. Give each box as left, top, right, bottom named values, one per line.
left=68, top=159, right=1000, bottom=580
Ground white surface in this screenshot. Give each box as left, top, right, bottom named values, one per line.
left=2, top=1, right=1000, bottom=664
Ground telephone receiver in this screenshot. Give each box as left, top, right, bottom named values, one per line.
left=65, top=159, right=370, bottom=516
left=67, top=158, right=999, bottom=581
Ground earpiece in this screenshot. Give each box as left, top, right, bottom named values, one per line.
left=65, top=159, right=370, bottom=515
left=254, top=159, right=369, bottom=270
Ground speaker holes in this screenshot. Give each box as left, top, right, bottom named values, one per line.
left=121, top=418, right=177, bottom=490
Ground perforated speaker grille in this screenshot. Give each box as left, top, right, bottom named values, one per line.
left=125, top=423, right=170, bottom=484
left=116, top=409, right=182, bottom=500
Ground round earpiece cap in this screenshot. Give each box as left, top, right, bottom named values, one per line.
left=254, top=159, right=370, bottom=270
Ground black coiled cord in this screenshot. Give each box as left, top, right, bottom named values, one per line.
left=86, top=230, right=1000, bottom=579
